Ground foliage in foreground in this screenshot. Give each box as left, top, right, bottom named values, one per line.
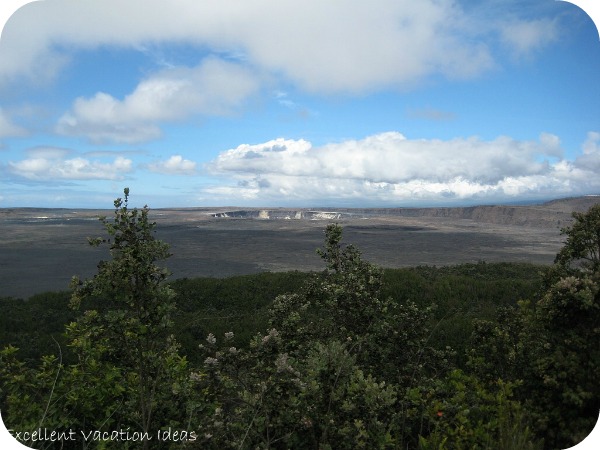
left=2, top=189, right=191, bottom=449
left=469, top=204, right=600, bottom=449
left=1, top=191, right=598, bottom=449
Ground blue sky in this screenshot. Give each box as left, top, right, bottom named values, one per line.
left=0, top=0, right=599, bottom=208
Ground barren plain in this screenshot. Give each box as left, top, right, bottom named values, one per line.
left=1, top=196, right=598, bottom=299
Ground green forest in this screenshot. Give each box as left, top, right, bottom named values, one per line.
left=1, top=189, right=599, bottom=449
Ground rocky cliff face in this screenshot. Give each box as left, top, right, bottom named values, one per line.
left=390, top=196, right=600, bottom=228
left=211, top=209, right=349, bottom=220
left=209, top=196, right=600, bottom=229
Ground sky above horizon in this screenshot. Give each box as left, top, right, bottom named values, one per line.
left=0, top=0, right=599, bottom=209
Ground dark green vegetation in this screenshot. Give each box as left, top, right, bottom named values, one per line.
left=1, top=190, right=598, bottom=449
left=0, top=265, right=539, bottom=370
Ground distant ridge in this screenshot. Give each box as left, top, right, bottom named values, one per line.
left=206, top=195, right=600, bottom=229
left=1, top=195, right=599, bottom=229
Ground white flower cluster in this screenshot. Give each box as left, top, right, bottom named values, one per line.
left=261, top=328, right=279, bottom=344
left=275, top=353, right=292, bottom=373
left=189, top=372, right=203, bottom=382
left=204, top=357, right=218, bottom=366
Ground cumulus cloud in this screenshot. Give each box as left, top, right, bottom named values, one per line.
left=148, top=155, right=197, bottom=175
left=211, top=133, right=561, bottom=184
left=0, top=0, right=519, bottom=93
left=204, top=131, right=600, bottom=204
left=56, top=58, right=260, bottom=143
left=582, top=131, right=600, bottom=155
left=8, top=146, right=133, bottom=180
left=574, top=131, right=600, bottom=172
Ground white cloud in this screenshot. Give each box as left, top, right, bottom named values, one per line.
left=204, top=131, right=600, bottom=204
left=0, top=0, right=508, bottom=93
left=8, top=147, right=133, bottom=180
left=582, top=131, right=600, bottom=155
left=211, top=132, right=561, bottom=184
left=539, top=131, right=562, bottom=155
left=574, top=131, right=600, bottom=172
left=498, top=18, right=558, bottom=58
left=56, top=58, right=260, bottom=143
left=2, top=1, right=566, bottom=145
left=148, top=155, right=197, bottom=175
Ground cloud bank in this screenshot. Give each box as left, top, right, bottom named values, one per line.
left=5, top=132, right=599, bottom=205
left=7, top=147, right=132, bottom=181
left=203, top=131, right=600, bottom=205
left=0, top=0, right=564, bottom=145
left=1, top=0, right=558, bottom=92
